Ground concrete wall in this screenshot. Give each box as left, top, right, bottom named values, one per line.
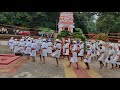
left=0, top=41, right=8, bottom=46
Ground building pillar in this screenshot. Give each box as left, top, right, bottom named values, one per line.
left=70, top=28, right=73, bottom=33
left=59, top=27, right=62, bottom=33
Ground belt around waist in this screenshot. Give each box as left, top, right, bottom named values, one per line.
left=43, top=48, right=47, bottom=49
left=56, top=49, right=60, bottom=50
left=74, top=51, right=78, bottom=52
left=48, top=46, right=52, bottom=47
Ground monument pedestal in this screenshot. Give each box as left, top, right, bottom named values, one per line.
left=0, top=54, right=21, bottom=68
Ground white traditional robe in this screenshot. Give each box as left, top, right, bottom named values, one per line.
left=25, top=41, right=32, bottom=54
left=105, top=48, right=115, bottom=64
left=52, top=43, right=61, bottom=59
left=63, top=43, right=69, bottom=55
left=70, top=44, right=78, bottom=62
left=84, top=48, right=92, bottom=63
left=98, top=46, right=105, bottom=61
left=13, top=41, right=19, bottom=53
left=113, top=50, right=120, bottom=65
left=78, top=43, right=84, bottom=56
left=47, top=41, right=53, bottom=54
left=18, top=41, right=25, bottom=53
left=30, top=43, right=37, bottom=57
left=8, top=39, right=14, bottom=50
left=41, top=42, right=48, bottom=56
left=35, top=40, right=40, bottom=51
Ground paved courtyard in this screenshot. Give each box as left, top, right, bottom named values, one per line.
left=0, top=45, right=120, bottom=78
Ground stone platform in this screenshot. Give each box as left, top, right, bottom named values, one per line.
left=0, top=54, right=21, bottom=68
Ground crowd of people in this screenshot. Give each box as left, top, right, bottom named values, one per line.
left=0, top=27, right=8, bottom=34
left=8, top=36, right=120, bottom=69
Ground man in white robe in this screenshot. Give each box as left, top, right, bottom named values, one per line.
left=41, top=38, right=48, bottom=64
left=68, top=41, right=79, bottom=69
left=13, top=39, right=19, bottom=54
left=63, top=40, right=70, bottom=60
left=98, top=43, right=105, bottom=69
left=105, top=45, right=115, bottom=69
left=38, top=38, right=43, bottom=61
left=47, top=39, right=53, bottom=56
left=78, top=41, right=84, bottom=61
left=25, top=39, right=32, bottom=59
left=52, top=39, right=62, bottom=67
left=84, top=44, right=92, bottom=69
left=113, top=45, right=120, bottom=68
left=8, top=37, right=14, bottom=52
left=30, top=40, right=37, bottom=62
left=18, top=39, right=25, bottom=54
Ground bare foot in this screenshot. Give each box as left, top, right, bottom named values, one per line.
left=76, top=67, right=79, bottom=69
left=67, top=65, right=70, bottom=67
left=85, top=68, right=90, bottom=69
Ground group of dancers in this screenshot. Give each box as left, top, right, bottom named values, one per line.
left=8, top=36, right=120, bottom=69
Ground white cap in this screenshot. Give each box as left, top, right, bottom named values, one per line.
left=87, top=44, right=90, bottom=46
left=99, top=40, right=102, bottom=43
left=31, top=38, right=34, bottom=40
left=55, top=39, right=59, bottom=42
left=20, top=39, right=24, bottom=42
left=15, top=39, right=17, bottom=41
left=43, top=39, right=46, bottom=41
left=65, top=40, right=69, bottom=42
left=73, top=41, right=76, bottom=43
left=11, top=37, right=13, bottom=39
left=39, top=38, right=41, bottom=40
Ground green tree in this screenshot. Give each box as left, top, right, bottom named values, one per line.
left=96, top=14, right=115, bottom=33
left=112, top=16, right=120, bottom=32
left=57, top=30, right=71, bottom=39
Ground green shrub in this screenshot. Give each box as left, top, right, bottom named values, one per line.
left=97, top=34, right=108, bottom=41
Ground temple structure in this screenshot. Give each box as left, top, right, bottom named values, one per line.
left=58, top=12, right=75, bottom=33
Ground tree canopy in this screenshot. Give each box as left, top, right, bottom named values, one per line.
left=0, top=12, right=120, bottom=34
